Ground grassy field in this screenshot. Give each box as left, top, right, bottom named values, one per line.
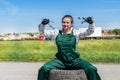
left=0, top=39, right=120, bottom=63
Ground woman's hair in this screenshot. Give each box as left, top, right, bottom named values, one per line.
left=62, top=15, right=74, bottom=25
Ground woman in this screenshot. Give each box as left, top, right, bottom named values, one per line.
left=38, top=15, right=101, bottom=80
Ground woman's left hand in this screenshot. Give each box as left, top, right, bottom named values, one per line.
left=83, top=17, right=93, bottom=24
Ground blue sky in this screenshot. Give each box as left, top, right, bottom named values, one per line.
left=0, top=0, right=120, bottom=33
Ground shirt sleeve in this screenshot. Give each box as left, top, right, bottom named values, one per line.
left=38, top=24, right=45, bottom=36
left=79, top=23, right=95, bottom=39
left=45, top=29, right=59, bottom=40
left=74, top=23, right=95, bottom=42
left=38, top=23, right=59, bottom=40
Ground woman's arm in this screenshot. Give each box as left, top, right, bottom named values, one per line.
left=77, top=16, right=95, bottom=40
left=38, top=24, right=45, bottom=36
left=78, top=23, right=95, bottom=39
left=38, top=19, right=58, bottom=40
left=38, top=19, right=49, bottom=36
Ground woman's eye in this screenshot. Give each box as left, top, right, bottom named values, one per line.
left=62, top=21, right=65, bottom=23
left=67, top=22, right=69, bottom=24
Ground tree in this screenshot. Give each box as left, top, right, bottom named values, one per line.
left=112, top=29, right=120, bottom=35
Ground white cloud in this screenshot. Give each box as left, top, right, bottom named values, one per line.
left=1, top=26, right=18, bottom=34
left=106, top=22, right=120, bottom=29
left=97, top=22, right=120, bottom=30
left=0, top=0, right=19, bottom=15
left=96, top=9, right=120, bottom=13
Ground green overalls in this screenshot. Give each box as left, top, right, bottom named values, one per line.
left=38, top=31, right=101, bottom=80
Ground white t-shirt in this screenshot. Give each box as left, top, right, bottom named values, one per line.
left=38, top=24, right=95, bottom=42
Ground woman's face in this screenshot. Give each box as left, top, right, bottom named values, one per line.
left=62, top=17, right=73, bottom=30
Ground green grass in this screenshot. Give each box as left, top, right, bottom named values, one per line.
left=0, top=39, right=120, bottom=63
left=77, top=40, right=120, bottom=63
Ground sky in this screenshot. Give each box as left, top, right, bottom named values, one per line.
left=0, top=0, right=120, bottom=34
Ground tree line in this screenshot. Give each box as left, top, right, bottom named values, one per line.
left=102, top=28, right=120, bottom=35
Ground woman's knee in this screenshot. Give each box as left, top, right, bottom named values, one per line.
left=39, top=64, right=51, bottom=73
left=89, top=65, right=97, bottom=71
left=84, top=65, right=97, bottom=74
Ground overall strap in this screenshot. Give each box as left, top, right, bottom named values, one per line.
left=59, top=30, right=62, bottom=34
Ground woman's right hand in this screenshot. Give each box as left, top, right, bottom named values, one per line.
left=41, top=19, right=49, bottom=25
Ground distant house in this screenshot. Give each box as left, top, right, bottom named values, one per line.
left=78, top=27, right=102, bottom=37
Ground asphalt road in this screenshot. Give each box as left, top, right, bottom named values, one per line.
left=0, top=62, right=120, bottom=80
